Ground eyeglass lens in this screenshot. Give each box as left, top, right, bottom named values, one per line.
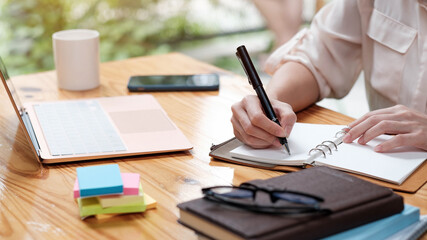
left=272, top=192, right=319, bottom=205
left=210, top=187, right=320, bottom=206
left=211, top=188, right=254, bottom=199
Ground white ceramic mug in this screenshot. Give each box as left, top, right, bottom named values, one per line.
left=52, top=29, right=100, bottom=91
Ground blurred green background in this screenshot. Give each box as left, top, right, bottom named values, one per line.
left=0, top=0, right=270, bottom=76
left=0, top=0, right=369, bottom=118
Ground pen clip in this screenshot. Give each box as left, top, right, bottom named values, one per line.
left=235, top=51, right=252, bottom=86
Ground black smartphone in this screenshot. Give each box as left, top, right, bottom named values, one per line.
left=127, top=73, right=220, bottom=92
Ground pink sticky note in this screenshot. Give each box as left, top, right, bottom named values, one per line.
left=73, top=179, right=80, bottom=198
left=74, top=173, right=140, bottom=198
left=122, top=173, right=140, bottom=195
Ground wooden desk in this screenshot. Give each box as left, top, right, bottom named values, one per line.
left=0, top=53, right=425, bottom=239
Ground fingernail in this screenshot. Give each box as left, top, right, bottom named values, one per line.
left=374, top=145, right=382, bottom=152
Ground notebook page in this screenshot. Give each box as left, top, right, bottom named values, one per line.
left=230, top=123, right=345, bottom=165
left=314, top=135, right=427, bottom=184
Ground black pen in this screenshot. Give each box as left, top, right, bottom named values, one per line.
left=236, top=45, right=291, bottom=154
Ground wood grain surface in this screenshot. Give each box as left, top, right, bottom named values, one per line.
left=0, top=53, right=425, bottom=239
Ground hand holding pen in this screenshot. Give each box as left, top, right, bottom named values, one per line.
left=233, top=45, right=294, bottom=154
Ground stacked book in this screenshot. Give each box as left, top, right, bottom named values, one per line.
left=74, top=164, right=156, bottom=218
left=178, top=167, right=421, bottom=240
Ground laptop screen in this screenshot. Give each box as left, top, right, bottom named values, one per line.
left=0, top=57, right=41, bottom=159
left=0, top=57, right=25, bottom=116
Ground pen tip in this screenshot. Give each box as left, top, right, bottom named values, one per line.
left=284, top=143, right=291, bottom=155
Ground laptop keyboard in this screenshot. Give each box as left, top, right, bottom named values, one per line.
left=34, top=100, right=126, bottom=156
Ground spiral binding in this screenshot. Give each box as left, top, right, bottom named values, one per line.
left=308, top=127, right=350, bottom=158
left=322, top=140, right=337, bottom=150
left=309, top=148, right=326, bottom=158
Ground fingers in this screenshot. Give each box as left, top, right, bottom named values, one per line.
left=374, top=133, right=417, bottom=152
left=347, top=105, right=403, bottom=129
left=231, top=113, right=280, bottom=148
left=344, top=113, right=395, bottom=143
left=344, top=105, right=410, bottom=143
left=243, top=97, right=286, bottom=138
left=274, top=103, right=296, bottom=137
left=231, top=95, right=296, bottom=148
left=374, top=135, right=405, bottom=152
left=343, top=105, right=427, bottom=152
left=231, top=97, right=280, bottom=148
left=357, top=121, right=410, bottom=145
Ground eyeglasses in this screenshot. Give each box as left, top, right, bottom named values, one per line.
left=202, top=183, right=331, bottom=215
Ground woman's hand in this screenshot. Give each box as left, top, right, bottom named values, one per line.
left=231, top=95, right=297, bottom=148
left=343, top=105, right=427, bottom=152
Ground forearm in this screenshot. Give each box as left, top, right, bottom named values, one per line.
left=266, top=61, right=320, bottom=112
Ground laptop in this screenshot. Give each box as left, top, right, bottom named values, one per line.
left=0, top=57, right=192, bottom=164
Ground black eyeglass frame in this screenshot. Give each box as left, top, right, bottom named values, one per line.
left=202, top=183, right=331, bottom=215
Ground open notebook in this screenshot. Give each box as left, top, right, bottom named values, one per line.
left=230, top=123, right=427, bottom=185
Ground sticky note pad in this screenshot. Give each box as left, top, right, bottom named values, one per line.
left=94, top=193, right=156, bottom=219
left=144, top=193, right=157, bottom=210
left=77, top=195, right=146, bottom=217
left=98, top=184, right=144, bottom=208
left=74, top=172, right=140, bottom=198
left=76, top=164, right=123, bottom=198
left=73, top=180, right=80, bottom=198
left=122, top=173, right=140, bottom=195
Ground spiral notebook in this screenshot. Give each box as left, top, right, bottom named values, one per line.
left=228, top=123, right=427, bottom=185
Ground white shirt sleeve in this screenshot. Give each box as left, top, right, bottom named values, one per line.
left=264, top=0, right=363, bottom=100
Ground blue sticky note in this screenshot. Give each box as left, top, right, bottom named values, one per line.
left=77, top=164, right=123, bottom=197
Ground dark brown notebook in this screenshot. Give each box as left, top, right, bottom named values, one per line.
left=178, top=167, right=403, bottom=240
left=209, top=137, right=427, bottom=193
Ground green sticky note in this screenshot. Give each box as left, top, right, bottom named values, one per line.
left=78, top=188, right=146, bottom=217
left=98, top=184, right=144, bottom=208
